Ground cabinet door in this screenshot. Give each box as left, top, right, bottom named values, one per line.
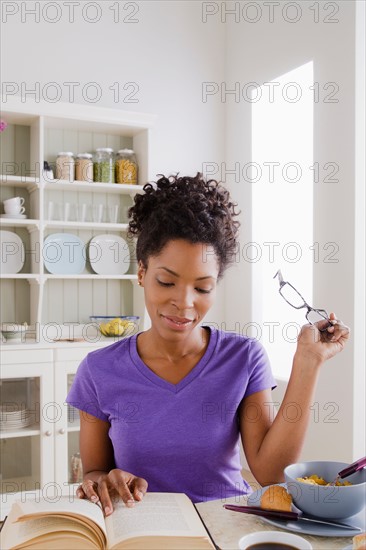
left=53, top=346, right=104, bottom=487
left=53, top=361, right=82, bottom=488
left=0, top=361, right=54, bottom=496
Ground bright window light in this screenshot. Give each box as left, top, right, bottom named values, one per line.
left=251, top=61, right=314, bottom=380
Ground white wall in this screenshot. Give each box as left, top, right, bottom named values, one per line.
left=223, top=1, right=363, bottom=462
left=353, top=0, right=366, bottom=460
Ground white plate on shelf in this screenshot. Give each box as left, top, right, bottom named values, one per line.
left=0, top=420, right=31, bottom=427
left=0, top=214, right=27, bottom=219
left=0, top=412, right=27, bottom=418
left=88, top=234, right=130, bottom=275
left=0, top=419, right=33, bottom=430
left=0, top=417, right=30, bottom=422
left=247, top=484, right=365, bottom=537
left=0, top=413, right=30, bottom=418
left=0, top=408, right=33, bottom=429
left=0, top=230, right=25, bottom=274
left=43, top=233, right=86, bottom=275
left=0, top=409, right=29, bottom=422
left=0, top=425, right=30, bottom=430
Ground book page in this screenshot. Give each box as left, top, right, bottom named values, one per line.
left=105, top=493, right=211, bottom=548
left=2, top=514, right=99, bottom=549
left=12, top=532, right=100, bottom=550
left=0, top=497, right=107, bottom=550
left=14, top=496, right=104, bottom=526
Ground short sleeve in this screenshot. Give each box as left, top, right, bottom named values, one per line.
left=66, top=355, right=109, bottom=422
left=245, top=338, right=277, bottom=397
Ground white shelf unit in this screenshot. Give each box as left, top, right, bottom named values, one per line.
left=0, top=97, right=156, bottom=328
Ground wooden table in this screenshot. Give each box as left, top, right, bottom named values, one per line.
left=196, top=495, right=355, bottom=550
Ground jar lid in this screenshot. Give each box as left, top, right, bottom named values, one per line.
left=76, top=153, right=93, bottom=159
left=117, top=149, right=134, bottom=155
left=57, top=152, right=74, bottom=157
left=96, top=148, right=114, bottom=153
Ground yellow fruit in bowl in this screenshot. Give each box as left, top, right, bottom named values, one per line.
left=99, top=323, right=110, bottom=336
left=101, top=318, right=125, bottom=336
left=94, top=316, right=138, bottom=337
left=111, top=318, right=125, bottom=336
left=121, top=320, right=136, bottom=336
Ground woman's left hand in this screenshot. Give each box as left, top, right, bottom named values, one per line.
left=296, top=312, right=350, bottom=364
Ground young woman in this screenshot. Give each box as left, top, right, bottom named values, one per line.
left=67, top=173, right=349, bottom=516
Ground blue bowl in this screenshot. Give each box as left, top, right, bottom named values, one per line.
left=284, top=460, right=366, bottom=519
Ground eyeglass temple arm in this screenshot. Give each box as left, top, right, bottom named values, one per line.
left=273, top=269, right=285, bottom=287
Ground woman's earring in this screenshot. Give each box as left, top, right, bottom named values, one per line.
left=138, top=280, right=142, bottom=286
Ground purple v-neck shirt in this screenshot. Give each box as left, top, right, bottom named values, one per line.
left=67, top=327, right=276, bottom=503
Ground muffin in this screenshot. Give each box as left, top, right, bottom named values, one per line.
left=353, top=533, right=366, bottom=550
left=260, top=485, right=292, bottom=512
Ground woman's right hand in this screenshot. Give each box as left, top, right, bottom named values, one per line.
left=76, top=469, right=148, bottom=516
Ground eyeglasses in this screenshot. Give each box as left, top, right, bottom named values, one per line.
left=273, top=270, right=331, bottom=332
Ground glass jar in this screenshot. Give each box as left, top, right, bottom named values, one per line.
left=93, top=148, right=114, bottom=183
left=70, top=452, right=83, bottom=483
left=75, top=153, right=93, bottom=182
left=55, top=152, right=75, bottom=182
left=115, top=149, right=138, bottom=184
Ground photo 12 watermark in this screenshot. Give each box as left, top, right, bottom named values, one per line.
left=0, top=237, right=136, bottom=267
left=201, top=1, right=340, bottom=24
left=201, top=399, right=339, bottom=424
left=1, top=1, right=140, bottom=24
left=0, top=481, right=78, bottom=504
left=201, top=240, right=340, bottom=265
left=205, top=318, right=338, bottom=346
left=202, top=160, right=340, bottom=184
left=1, top=80, right=140, bottom=104
left=201, top=81, right=340, bottom=104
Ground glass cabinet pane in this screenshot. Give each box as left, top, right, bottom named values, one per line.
left=0, top=377, right=41, bottom=494
left=67, top=374, right=79, bottom=429
left=67, top=374, right=82, bottom=484
left=68, top=432, right=82, bottom=484
left=0, top=435, right=40, bottom=493
left=0, top=378, right=40, bottom=430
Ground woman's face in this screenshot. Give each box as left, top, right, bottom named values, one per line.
left=138, top=239, right=219, bottom=340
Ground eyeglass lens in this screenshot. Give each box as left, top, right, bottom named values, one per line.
left=280, top=283, right=306, bottom=308
left=306, top=309, right=329, bottom=324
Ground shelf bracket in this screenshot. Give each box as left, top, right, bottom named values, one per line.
left=27, top=277, right=40, bottom=285
left=27, top=223, right=39, bottom=233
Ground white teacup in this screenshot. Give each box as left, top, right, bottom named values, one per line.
left=4, top=197, right=25, bottom=207
left=238, top=530, right=312, bottom=550
left=4, top=204, right=26, bottom=215
left=3, top=197, right=25, bottom=215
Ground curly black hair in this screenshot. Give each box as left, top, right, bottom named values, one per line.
left=128, top=173, right=240, bottom=278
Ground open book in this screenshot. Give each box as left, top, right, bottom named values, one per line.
left=0, top=492, right=216, bottom=550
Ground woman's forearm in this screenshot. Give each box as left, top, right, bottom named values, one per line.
left=253, top=352, right=323, bottom=485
